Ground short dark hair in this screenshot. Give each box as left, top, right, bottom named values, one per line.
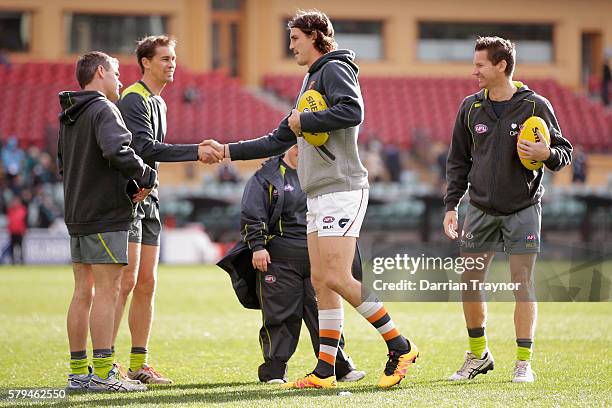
left=288, top=9, right=337, bottom=54
left=75, top=51, right=116, bottom=89
left=475, top=36, right=516, bottom=76
left=136, top=35, right=176, bottom=74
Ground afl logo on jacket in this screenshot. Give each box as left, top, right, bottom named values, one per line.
left=475, top=124, right=488, bottom=134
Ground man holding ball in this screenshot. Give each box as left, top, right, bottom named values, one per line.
left=443, top=36, right=572, bottom=383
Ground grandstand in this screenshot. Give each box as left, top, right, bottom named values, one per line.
left=0, top=63, right=286, bottom=148
left=1, top=65, right=612, bottom=257
left=1, top=62, right=610, bottom=151
left=0, top=0, right=611, bottom=264
left=264, top=74, right=612, bottom=151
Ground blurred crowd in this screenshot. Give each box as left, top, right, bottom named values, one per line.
left=1, top=137, right=63, bottom=263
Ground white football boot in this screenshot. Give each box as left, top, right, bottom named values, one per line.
left=512, top=360, right=535, bottom=383
left=448, top=350, right=494, bottom=381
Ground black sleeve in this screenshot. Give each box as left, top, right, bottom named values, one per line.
left=94, top=103, right=157, bottom=189
left=240, top=173, right=271, bottom=251
left=228, top=115, right=297, bottom=160
left=444, top=99, right=473, bottom=212
left=300, top=61, right=364, bottom=132
left=118, top=93, right=198, bottom=162
left=57, top=130, right=63, bottom=177
left=537, top=97, right=573, bottom=171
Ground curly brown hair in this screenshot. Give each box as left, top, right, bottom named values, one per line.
left=135, top=35, right=177, bottom=74
left=288, top=10, right=337, bottom=54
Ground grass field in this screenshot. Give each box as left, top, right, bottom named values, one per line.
left=0, top=264, right=611, bottom=407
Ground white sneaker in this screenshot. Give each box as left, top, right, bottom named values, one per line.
left=266, top=378, right=286, bottom=384
left=66, top=366, right=92, bottom=391
left=448, top=351, right=494, bottom=381
left=512, top=360, right=535, bottom=383
left=89, top=365, right=147, bottom=392
left=338, top=370, right=366, bottom=382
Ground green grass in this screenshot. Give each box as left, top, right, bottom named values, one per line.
left=0, top=265, right=610, bottom=407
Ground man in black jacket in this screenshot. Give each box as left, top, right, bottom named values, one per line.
left=217, top=145, right=365, bottom=384
left=112, top=35, right=221, bottom=384
left=443, top=37, right=572, bottom=383
left=58, top=51, right=157, bottom=392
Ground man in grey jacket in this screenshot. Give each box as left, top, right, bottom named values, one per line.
left=203, top=10, right=418, bottom=389
left=58, top=51, right=156, bottom=392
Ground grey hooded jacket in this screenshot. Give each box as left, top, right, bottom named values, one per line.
left=228, top=50, right=369, bottom=197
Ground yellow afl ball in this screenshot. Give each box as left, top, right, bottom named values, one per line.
left=297, top=89, right=330, bottom=146
left=518, top=116, right=551, bottom=170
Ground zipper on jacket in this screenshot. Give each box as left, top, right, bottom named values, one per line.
left=318, top=145, right=336, bottom=161
left=490, top=119, right=501, bottom=202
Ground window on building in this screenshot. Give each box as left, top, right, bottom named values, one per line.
left=334, top=21, right=383, bottom=60
left=66, top=14, right=168, bottom=54
left=285, top=19, right=384, bottom=60
left=418, top=22, right=553, bottom=63
left=0, top=11, right=31, bottom=51
left=212, top=0, right=242, bottom=11
left=211, top=2, right=243, bottom=77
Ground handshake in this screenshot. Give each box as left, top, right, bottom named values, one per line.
left=197, top=139, right=227, bottom=164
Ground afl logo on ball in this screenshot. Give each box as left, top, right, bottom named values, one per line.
left=323, top=216, right=335, bottom=223
left=475, top=124, right=488, bottom=134
left=264, top=275, right=276, bottom=284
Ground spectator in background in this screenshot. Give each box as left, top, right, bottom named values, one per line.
left=1, top=137, right=25, bottom=188
left=23, top=146, right=42, bottom=186
left=603, top=56, right=611, bottom=107
left=32, top=152, right=58, bottom=185
left=412, top=128, right=433, bottom=165
left=435, top=142, right=449, bottom=191
left=572, top=144, right=587, bottom=184
left=8, top=174, right=25, bottom=197
left=1, top=139, right=63, bottom=232
left=28, top=190, right=61, bottom=228
left=383, top=143, right=402, bottom=183
left=0, top=173, right=6, bottom=215
left=0, top=47, right=10, bottom=67
left=362, top=140, right=385, bottom=182
left=217, top=161, right=240, bottom=183
left=183, top=83, right=201, bottom=104
left=6, top=196, right=27, bottom=264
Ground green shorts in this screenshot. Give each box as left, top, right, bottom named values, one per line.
left=70, top=231, right=129, bottom=264
left=460, top=202, right=541, bottom=254
left=128, top=196, right=162, bottom=246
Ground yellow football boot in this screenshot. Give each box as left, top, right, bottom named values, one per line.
left=378, top=341, right=419, bottom=388
left=282, top=373, right=337, bottom=389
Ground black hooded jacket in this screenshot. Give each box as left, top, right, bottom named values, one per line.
left=57, top=90, right=157, bottom=235
left=445, top=82, right=572, bottom=215
left=217, top=156, right=362, bottom=309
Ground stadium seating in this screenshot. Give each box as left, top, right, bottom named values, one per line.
left=0, top=63, right=286, bottom=148
left=263, top=75, right=612, bottom=151
left=0, top=62, right=610, bottom=152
